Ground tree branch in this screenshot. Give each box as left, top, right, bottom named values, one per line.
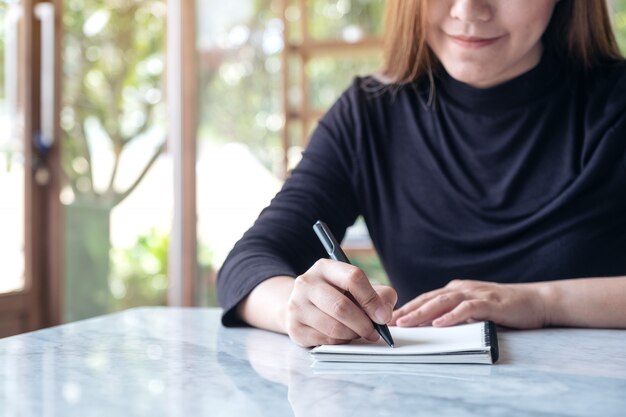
left=106, top=141, right=122, bottom=196
left=113, top=139, right=166, bottom=207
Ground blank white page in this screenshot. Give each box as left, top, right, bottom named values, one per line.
left=312, top=322, right=487, bottom=356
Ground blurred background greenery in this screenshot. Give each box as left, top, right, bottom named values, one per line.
left=616, top=0, right=626, bottom=50
left=61, top=0, right=168, bottom=320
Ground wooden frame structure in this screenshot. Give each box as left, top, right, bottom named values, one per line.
left=279, top=0, right=383, bottom=175
left=0, top=0, right=62, bottom=337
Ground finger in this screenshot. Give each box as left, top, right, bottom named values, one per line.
left=293, top=265, right=376, bottom=340
left=373, top=285, right=398, bottom=311
left=393, top=279, right=473, bottom=319
left=391, top=287, right=451, bottom=323
left=288, top=322, right=353, bottom=348
left=432, top=299, right=492, bottom=327
left=391, top=288, right=454, bottom=324
left=296, top=301, right=362, bottom=341
left=396, top=291, right=466, bottom=327
left=307, top=279, right=379, bottom=340
left=313, top=259, right=392, bottom=324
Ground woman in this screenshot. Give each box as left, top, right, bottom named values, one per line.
left=217, top=0, right=626, bottom=347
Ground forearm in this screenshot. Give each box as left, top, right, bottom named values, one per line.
left=236, top=276, right=295, bottom=334
left=537, top=276, right=626, bottom=328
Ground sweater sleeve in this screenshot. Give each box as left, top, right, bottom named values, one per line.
left=216, top=80, right=365, bottom=326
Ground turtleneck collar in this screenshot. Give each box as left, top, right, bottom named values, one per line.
left=434, top=52, right=565, bottom=112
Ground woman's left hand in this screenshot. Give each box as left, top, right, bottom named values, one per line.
left=390, top=279, right=548, bottom=329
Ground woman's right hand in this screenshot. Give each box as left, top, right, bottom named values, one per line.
left=285, top=259, right=397, bottom=347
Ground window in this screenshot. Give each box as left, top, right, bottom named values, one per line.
left=195, top=1, right=388, bottom=305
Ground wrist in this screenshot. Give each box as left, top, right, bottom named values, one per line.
left=534, top=281, right=560, bottom=327
left=238, top=276, right=296, bottom=334
left=276, top=278, right=295, bottom=333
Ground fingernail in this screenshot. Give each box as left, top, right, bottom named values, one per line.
left=375, top=307, right=389, bottom=324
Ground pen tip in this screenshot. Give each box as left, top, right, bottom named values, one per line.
left=390, top=344, right=394, bottom=348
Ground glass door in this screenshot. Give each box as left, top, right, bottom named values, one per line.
left=0, top=0, right=59, bottom=336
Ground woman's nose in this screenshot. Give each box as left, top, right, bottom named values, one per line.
left=450, top=0, right=493, bottom=23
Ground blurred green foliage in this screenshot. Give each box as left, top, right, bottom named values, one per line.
left=62, top=0, right=166, bottom=206
left=109, top=228, right=169, bottom=310
left=61, top=0, right=168, bottom=319
left=197, top=0, right=283, bottom=173
left=197, top=0, right=383, bottom=175
left=351, top=253, right=389, bottom=286
left=615, top=0, right=626, bottom=53
left=284, top=0, right=384, bottom=43
left=110, top=228, right=215, bottom=310
left=307, top=55, right=382, bottom=109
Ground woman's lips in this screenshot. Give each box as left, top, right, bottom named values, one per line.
left=449, top=35, right=504, bottom=48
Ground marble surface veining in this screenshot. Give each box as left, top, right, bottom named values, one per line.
left=1, top=307, right=625, bottom=417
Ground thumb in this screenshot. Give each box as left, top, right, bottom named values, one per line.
left=374, top=285, right=397, bottom=320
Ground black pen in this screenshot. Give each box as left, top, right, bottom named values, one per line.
left=313, top=220, right=394, bottom=348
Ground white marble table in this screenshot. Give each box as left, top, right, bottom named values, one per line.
left=1, top=307, right=625, bottom=417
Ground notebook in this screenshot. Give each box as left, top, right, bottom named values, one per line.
left=310, top=321, right=499, bottom=365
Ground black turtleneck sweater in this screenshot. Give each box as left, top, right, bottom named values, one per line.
left=217, top=55, right=626, bottom=326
